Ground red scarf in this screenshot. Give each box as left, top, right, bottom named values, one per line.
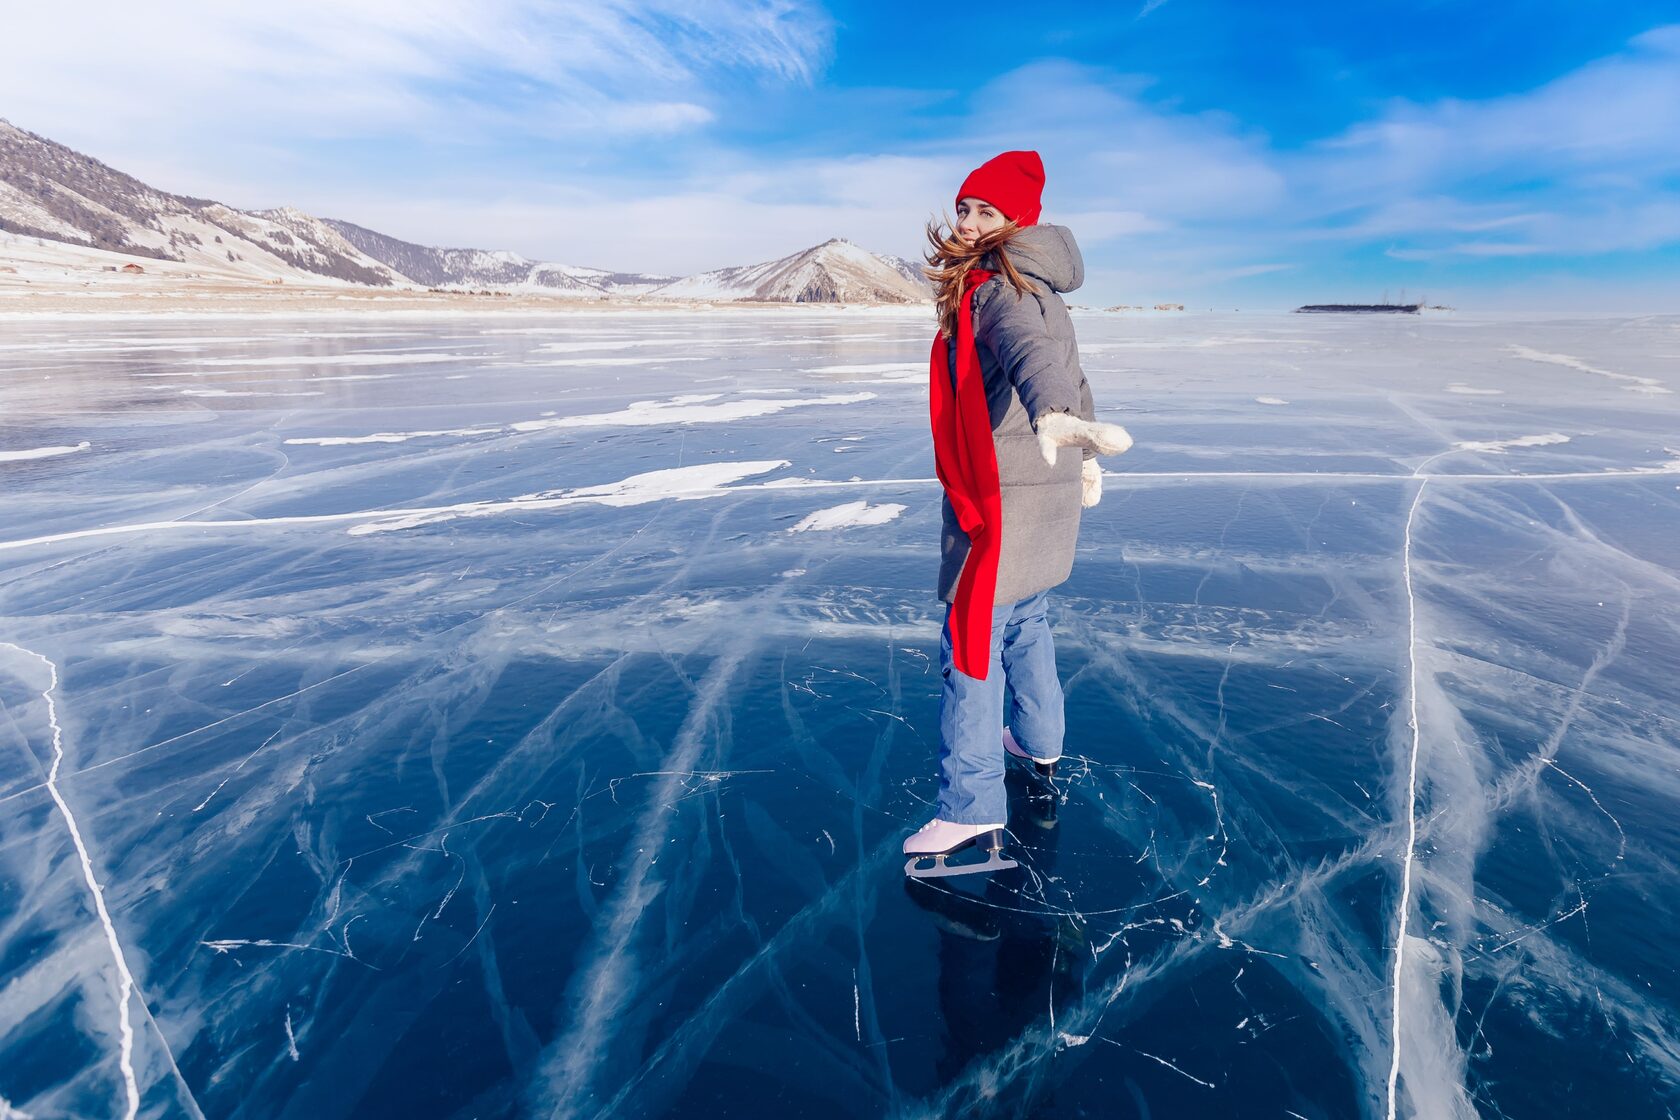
left=928, top=268, right=1001, bottom=680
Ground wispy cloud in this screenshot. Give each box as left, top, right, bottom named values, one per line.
left=1211, top=262, right=1294, bottom=280
left=1291, top=24, right=1680, bottom=261
left=1385, top=243, right=1547, bottom=261
left=0, top=1, right=831, bottom=185
left=1314, top=25, right=1680, bottom=189
left=3, top=6, right=1678, bottom=306
left=293, top=27, right=1680, bottom=299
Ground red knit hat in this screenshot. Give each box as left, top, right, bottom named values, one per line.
left=955, top=150, right=1045, bottom=227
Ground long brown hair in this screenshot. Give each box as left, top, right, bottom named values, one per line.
left=923, top=214, right=1039, bottom=339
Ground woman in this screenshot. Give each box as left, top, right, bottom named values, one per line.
left=905, top=150, right=1133, bottom=878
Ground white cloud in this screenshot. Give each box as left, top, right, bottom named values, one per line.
left=966, top=60, right=1289, bottom=222
left=4, top=8, right=1678, bottom=307
left=1385, top=243, right=1546, bottom=261
left=1289, top=23, right=1680, bottom=261
left=1336, top=192, right=1680, bottom=260
left=1313, top=25, right=1680, bottom=193
left=1210, top=262, right=1294, bottom=280
left=1055, top=210, right=1167, bottom=241
left=300, top=60, right=1286, bottom=277
left=0, top=1, right=830, bottom=180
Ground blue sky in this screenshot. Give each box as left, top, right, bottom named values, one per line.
left=4, top=0, right=1678, bottom=307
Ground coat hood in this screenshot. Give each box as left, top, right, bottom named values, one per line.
left=988, top=223, right=1083, bottom=294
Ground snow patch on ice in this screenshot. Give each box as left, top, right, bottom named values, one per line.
left=538, top=356, right=705, bottom=367
left=1453, top=432, right=1569, bottom=454
left=787, top=500, right=906, bottom=532
left=198, top=352, right=473, bottom=368
left=532, top=340, right=674, bottom=353
left=287, top=426, right=502, bottom=446
left=565, top=462, right=790, bottom=507
left=286, top=391, right=875, bottom=447
left=1446, top=383, right=1503, bottom=395
left=808, top=363, right=922, bottom=374
left=1255, top=396, right=1289, bottom=405
left=348, top=461, right=792, bottom=535
left=805, top=361, right=925, bottom=385
left=181, top=389, right=324, bottom=398
left=1508, top=345, right=1670, bottom=394
left=508, top=391, right=874, bottom=432
left=0, top=442, right=89, bottom=462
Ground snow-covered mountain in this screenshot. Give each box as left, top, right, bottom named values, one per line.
left=322, top=218, right=674, bottom=297
left=0, top=119, right=647, bottom=294
left=0, top=119, right=931, bottom=303
left=646, top=238, right=928, bottom=303
left=884, top=253, right=933, bottom=292
left=0, top=120, right=403, bottom=286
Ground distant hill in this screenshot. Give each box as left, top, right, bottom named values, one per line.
left=0, top=120, right=401, bottom=286
left=646, top=238, right=928, bottom=303
left=883, top=253, right=932, bottom=291
left=321, top=218, right=672, bottom=297
left=0, top=118, right=928, bottom=304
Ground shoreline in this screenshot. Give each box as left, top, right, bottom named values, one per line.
left=0, top=285, right=939, bottom=320
left=1, top=297, right=1665, bottom=322
left=0, top=236, right=934, bottom=318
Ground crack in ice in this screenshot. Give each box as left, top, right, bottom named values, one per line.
left=4, top=458, right=1676, bottom=555
left=1, top=644, right=142, bottom=1119
left=1385, top=474, right=1428, bottom=1120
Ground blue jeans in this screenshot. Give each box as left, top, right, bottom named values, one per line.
left=937, top=590, right=1065, bottom=824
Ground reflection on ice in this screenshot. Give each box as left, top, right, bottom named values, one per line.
left=0, top=310, right=1677, bottom=1118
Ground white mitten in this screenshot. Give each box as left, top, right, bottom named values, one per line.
left=1035, top=411, right=1134, bottom=467
left=1081, top=457, right=1102, bottom=507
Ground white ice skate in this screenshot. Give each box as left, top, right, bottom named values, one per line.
left=902, top=818, right=1017, bottom=879
left=1003, top=728, right=1060, bottom=778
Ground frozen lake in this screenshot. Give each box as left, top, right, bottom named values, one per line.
left=1, top=308, right=1677, bottom=1119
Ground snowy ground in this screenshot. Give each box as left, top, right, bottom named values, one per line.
left=1, top=309, right=1678, bottom=1119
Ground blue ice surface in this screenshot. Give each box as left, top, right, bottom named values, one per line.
left=1, top=308, right=1678, bottom=1119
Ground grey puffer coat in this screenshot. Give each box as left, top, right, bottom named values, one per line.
left=937, top=223, right=1097, bottom=605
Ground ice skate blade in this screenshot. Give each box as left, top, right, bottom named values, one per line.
left=903, top=848, right=1019, bottom=880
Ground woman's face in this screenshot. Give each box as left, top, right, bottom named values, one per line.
left=955, top=196, right=1007, bottom=246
